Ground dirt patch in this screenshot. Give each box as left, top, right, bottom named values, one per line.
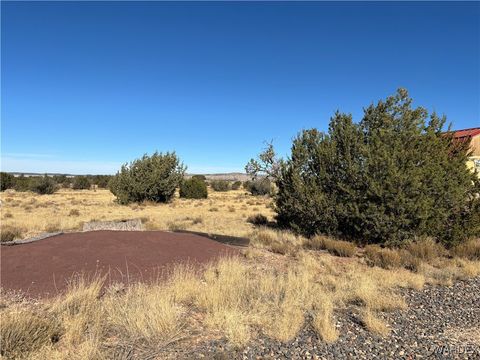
left=1, top=230, right=237, bottom=298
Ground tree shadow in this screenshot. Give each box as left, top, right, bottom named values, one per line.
left=173, top=230, right=250, bottom=247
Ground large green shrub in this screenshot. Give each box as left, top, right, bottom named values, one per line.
left=180, top=178, right=208, bottom=199
left=231, top=181, right=242, bottom=190
left=210, top=180, right=230, bottom=192
left=0, top=172, right=15, bottom=191
left=109, top=152, right=185, bottom=204
left=88, top=175, right=112, bottom=188
left=30, top=175, right=57, bottom=195
left=275, top=89, right=480, bottom=247
left=72, top=176, right=91, bottom=190
left=13, top=175, right=31, bottom=192
left=245, top=178, right=272, bottom=196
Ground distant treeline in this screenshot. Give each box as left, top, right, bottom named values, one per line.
left=0, top=173, right=113, bottom=193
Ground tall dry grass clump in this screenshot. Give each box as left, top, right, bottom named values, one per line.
left=0, top=307, right=62, bottom=359
left=312, top=295, right=339, bottom=343
left=404, top=237, right=447, bottom=262
left=453, top=238, right=480, bottom=260
left=305, top=235, right=356, bottom=257
left=249, top=227, right=303, bottom=255
left=103, top=283, right=184, bottom=346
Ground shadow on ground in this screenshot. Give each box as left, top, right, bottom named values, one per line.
left=174, top=230, right=250, bottom=247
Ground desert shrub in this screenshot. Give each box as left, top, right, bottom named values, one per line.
left=0, top=172, right=15, bottom=191
left=109, top=151, right=185, bottom=204
left=13, top=175, right=32, bottom=192
left=452, top=238, right=480, bottom=260
left=52, top=174, right=67, bottom=184
left=89, top=174, right=112, bottom=188
left=305, top=235, right=356, bottom=257
left=231, top=181, right=242, bottom=190
left=30, top=175, right=57, bottom=195
left=274, top=89, right=480, bottom=247
left=245, top=179, right=272, bottom=196
left=69, top=209, right=80, bottom=217
left=72, top=176, right=91, bottom=190
left=211, top=180, right=230, bottom=192
left=247, top=213, right=268, bottom=226
left=1, top=226, right=23, bottom=242
left=180, top=178, right=208, bottom=199
left=191, top=174, right=207, bottom=181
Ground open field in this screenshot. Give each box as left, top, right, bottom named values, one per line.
left=1, top=188, right=480, bottom=359
left=0, top=188, right=275, bottom=239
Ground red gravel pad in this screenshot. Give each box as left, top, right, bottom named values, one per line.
left=1, top=230, right=237, bottom=298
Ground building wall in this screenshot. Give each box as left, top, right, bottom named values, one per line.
left=467, top=135, right=480, bottom=177
left=469, top=134, right=480, bottom=157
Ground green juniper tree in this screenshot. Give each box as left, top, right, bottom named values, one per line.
left=264, top=89, right=479, bottom=246
left=109, top=152, right=185, bottom=204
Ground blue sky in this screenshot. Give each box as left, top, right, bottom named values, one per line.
left=1, top=1, right=479, bottom=174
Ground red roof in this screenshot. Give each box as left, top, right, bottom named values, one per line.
left=451, top=127, right=480, bottom=139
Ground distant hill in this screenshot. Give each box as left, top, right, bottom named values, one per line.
left=9, top=172, right=76, bottom=177
left=187, top=173, right=252, bottom=181
left=7, top=171, right=252, bottom=181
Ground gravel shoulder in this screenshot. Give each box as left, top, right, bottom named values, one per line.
left=164, top=277, right=480, bottom=360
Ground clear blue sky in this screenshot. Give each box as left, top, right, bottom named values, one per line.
left=1, top=1, right=479, bottom=174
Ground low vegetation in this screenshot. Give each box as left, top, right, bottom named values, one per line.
left=30, top=175, right=57, bottom=195
left=246, top=213, right=268, bottom=226
left=1, top=226, right=23, bottom=242
left=72, top=176, right=91, bottom=190
left=179, top=178, right=208, bottom=199
left=0, top=172, right=15, bottom=191
left=244, top=179, right=272, bottom=196
left=305, top=235, right=357, bottom=257
left=109, top=151, right=186, bottom=204
left=249, top=89, right=480, bottom=247
left=210, top=180, right=230, bottom=192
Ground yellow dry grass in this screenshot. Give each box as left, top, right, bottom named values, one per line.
left=0, top=188, right=275, bottom=239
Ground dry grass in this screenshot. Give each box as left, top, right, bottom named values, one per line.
left=453, top=238, right=480, bottom=260
left=103, top=283, right=185, bottom=346
left=249, top=227, right=303, bottom=255
left=312, top=295, right=339, bottom=343
left=0, top=306, right=62, bottom=358
left=404, top=237, right=447, bottom=261
left=0, top=226, right=23, bottom=242
left=361, top=309, right=389, bottom=336
left=306, top=235, right=356, bottom=257
left=364, top=245, right=403, bottom=269
left=0, top=189, right=274, bottom=239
